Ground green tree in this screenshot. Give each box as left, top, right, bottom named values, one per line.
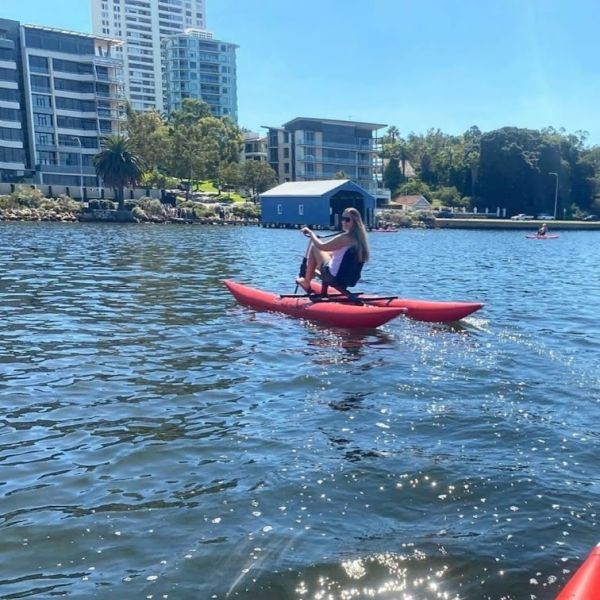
left=435, top=186, right=462, bottom=207
left=242, top=161, right=277, bottom=200
left=123, top=103, right=170, bottom=172
left=167, top=122, right=208, bottom=198
left=335, top=170, right=348, bottom=179
left=396, top=178, right=432, bottom=199
left=94, top=135, right=144, bottom=210
left=169, top=98, right=212, bottom=127
left=197, top=116, right=244, bottom=184
left=383, top=158, right=403, bottom=194
left=219, top=162, right=242, bottom=190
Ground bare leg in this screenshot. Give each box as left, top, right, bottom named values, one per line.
left=296, top=244, right=332, bottom=291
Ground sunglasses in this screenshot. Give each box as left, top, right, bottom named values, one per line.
left=341, top=216, right=352, bottom=222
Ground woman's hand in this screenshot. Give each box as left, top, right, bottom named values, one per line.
left=301, top=227, right=313, bottom=238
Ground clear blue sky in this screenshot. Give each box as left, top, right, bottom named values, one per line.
left=3, top=0, right=600, bottom=143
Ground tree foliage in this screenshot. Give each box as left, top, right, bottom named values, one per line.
left=123, top=104, right=170, bottom=172
left=241, top=161, right=278, bottom=199
left=381, top=124, right=597, bottom=216
left=94, top=135, right=144, bottom=210
left=383, top=158, right=403, bottom=195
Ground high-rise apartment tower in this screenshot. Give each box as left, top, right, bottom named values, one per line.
left=91, top=0, right=206, bottom=112
left=162, top=29, right=237, bottom=121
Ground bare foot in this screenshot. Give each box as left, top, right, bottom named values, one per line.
left=295, top=277, right=311, bottom=292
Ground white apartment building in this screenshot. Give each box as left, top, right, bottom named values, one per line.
left=91, top=0, right=206, bottom=112
left=162, top=29, right=238, bottom=120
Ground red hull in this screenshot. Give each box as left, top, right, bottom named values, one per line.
left=223, top=280, right=406, bottom=329
left=556, top=543, right=600, bottom=600
left=309, top=283, right=483, bottom=322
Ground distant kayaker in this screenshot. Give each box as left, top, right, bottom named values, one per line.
left=537, top=223, right=548, bottom=237
left=295, top=207, right=370, bottom=292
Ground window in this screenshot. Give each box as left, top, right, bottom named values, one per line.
left=298, top=204, right=304, bottom=216
left=0, top=88, right=20, bottom=102
left=29, top=55, right=49, bottom=73
left=0, top=147, right=25, bottom=163
left=0, top=127, right=23, bottom=142
left=53, top=59, right=94, bottom=75
left=54, top=78, right=94, bottom=94
left=38, top=151, right=57, bottom=165
left=277, top=204, right=282, bottom=215
left=34, top=113, right=51, bottom=127
left=0, top=107, right=20, bottom=121
left=33, top=94, right=52, bottom=109
left=35, top=132, right=52, bottom=145
left=0, top=67, right=17, bottom=82
left=55, top=97, right=96, bottom=112
left=31, top=74, right=50, bottom=91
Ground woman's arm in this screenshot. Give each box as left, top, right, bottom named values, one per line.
left=302, top=228, right=350, bottom=250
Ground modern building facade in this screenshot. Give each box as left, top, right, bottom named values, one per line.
left=162, top=29, right=237, bottom=120
left=22, top=25, right=124, bottom=188
left=240, top=131, right=267, bottom=162
left=265, top=118, right=386, bottom=195
left=91, top=0, right=206, bottom=112
left=0, top=20, right=125, bottom=188
left=0, top=19, right=28, bottom=182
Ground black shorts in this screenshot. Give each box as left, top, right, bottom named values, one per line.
left=320, top=263, right=338, bottom=284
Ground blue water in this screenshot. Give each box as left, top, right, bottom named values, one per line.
left=0, top=223, right=598, bottom=599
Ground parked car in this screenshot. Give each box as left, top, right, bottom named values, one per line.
left=536, top=214, right=555, bottom=220
left=434, top=210, right=454, bottom=218
left=511, top=213, right=534, bottom=221
left=583, top=214, right=599, bottom=221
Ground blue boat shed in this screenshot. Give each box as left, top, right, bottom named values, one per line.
left=260, top=180, right=376, bottom=228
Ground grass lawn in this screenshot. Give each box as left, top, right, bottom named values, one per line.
left=194, top=181, right=245, bottom=202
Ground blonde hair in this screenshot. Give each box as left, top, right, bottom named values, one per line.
left=343, top=207, right=370, bottom=263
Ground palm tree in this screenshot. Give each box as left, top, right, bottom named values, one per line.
left=94, top=135, right=144, bottom=210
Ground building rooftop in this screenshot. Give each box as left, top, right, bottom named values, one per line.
left=283, top=117, right=387, bottom=131
left=391, top=194, right=430, bottom=205
left=24, top=24, right=124, bottom=45
left=261, top=180, right=353, bottom=197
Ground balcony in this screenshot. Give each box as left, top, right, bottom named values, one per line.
left=297, top=139, right=376, bottom=152
left=91, top=55, right=123, bottom=68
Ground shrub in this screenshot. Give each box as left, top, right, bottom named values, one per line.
left=194, top=205, right=218, bottom=219
left=88, top=199, right=116, bottom=210
left=231, top=203, right=260, bottom=219
left=138, top=197, right=168, bottom=218
left=434, top=186, right=462, bottom=207
left=42, top=195, right=81, bottom=214
left=141, top=170, right=180, bottom=190
left=9, top=185, right=45, bottom=208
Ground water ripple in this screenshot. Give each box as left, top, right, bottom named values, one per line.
left=0, top=223, right=598, bottom=599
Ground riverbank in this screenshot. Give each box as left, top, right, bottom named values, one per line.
left=1, top=205, right=597, bottom=230
left=434, top=217, right=600, bottom=230
left=0, top=206, right=259, bottom=226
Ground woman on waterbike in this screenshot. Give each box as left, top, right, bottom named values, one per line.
left=295, top=207, right=370, bottom=292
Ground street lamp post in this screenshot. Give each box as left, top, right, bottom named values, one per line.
left=71, top=136, right=83, bottom=201
left=549, top=172, right=559, bottom=220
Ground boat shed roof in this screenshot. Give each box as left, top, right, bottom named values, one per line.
left=261, top=179, right=368, bottom=198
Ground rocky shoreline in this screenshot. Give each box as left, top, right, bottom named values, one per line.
left=0, top=207, right=79, bottom=222
left=0, top=206, right=260, bottom=225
